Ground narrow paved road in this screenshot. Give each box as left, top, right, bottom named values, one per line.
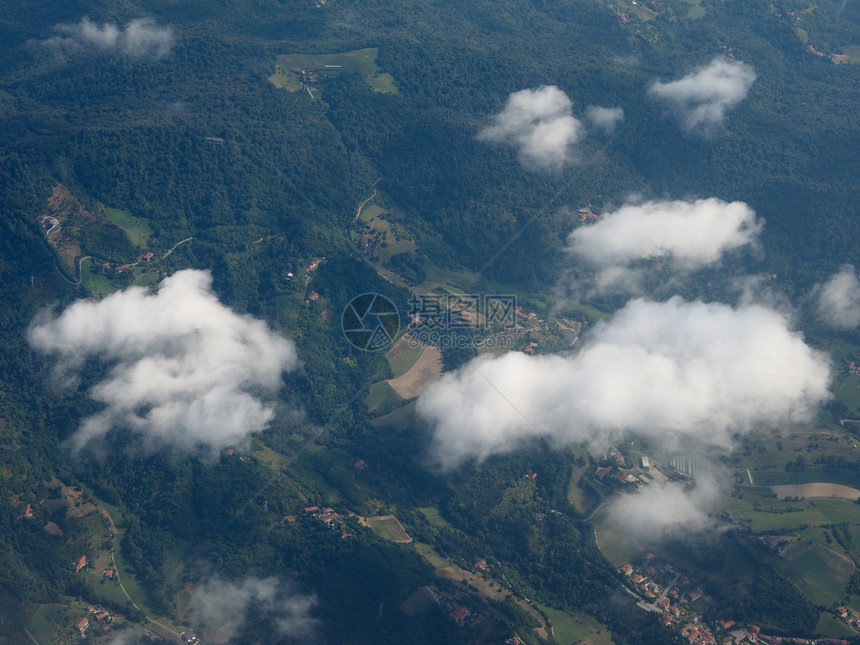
left=160, top=237, right=194, bottom=260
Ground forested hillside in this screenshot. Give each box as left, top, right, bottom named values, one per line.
left=1, top=0, right=859, bottom=643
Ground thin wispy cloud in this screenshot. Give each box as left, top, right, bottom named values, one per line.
left=585, top=105, right=624, bottom=134
left=190, top=576, right=317, bottom=643
left=606, top=474, right=723, bottom=540
left=648, top=57, right=756, bottom=135
left=43, top=17, right=174, bottom=59
left=477, top=86, right=585, bottom=171
left=29, top=270, right=299, bottom=457
left=815, top=264, right=860, bottom=329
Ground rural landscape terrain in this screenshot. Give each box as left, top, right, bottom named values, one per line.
left=1, top=0, right=860, bottom=644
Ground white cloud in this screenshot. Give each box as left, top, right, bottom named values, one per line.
left=648, top=57, right=756, bottom=135
left=417, top=296, right=830, bottom=470
left=477, top=86, right=585, bottom=171
left=567, top=197, right=762, bottom=277
left=190, top=576, right=317, bottom=642
left=816, top=265, right=860, bottom=329
left=585, top=105, right=624, bottom=134
left=28, top=270, right=299, bottom=456
left=606, top=476, right=721, bottom=540
left=44, top=17, right=174, bottom=59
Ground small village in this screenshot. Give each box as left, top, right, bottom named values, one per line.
left=598, top=445, right=860, bottom=645
left=619, top=552, right=854, bottom=645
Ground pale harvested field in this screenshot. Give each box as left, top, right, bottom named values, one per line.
left=386, top=344, right=442, bottom=399
left=772, top=483, right=860, bottom=500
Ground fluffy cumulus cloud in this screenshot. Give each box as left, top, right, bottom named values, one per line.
left=585, top=105, right=624, bottom=134
left=477, top=86, right=585, bottom=171
left=44, top=17, right=174, bottom=58
left=648, top=57, right=756, bottom=135
left=606, top=476, right=722, bottom=540
left=417, top=296, right=830, bottom=470
left=567, top=198, right=763, bottom=282
left=28, top=270, right=298, bottom=456
left=190, top=576, right=317, bottom=642
left=816, top=265, right=860, bottom=329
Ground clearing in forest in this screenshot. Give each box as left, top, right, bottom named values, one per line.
left=386, top=343, right=442, bottom=399
left=271, top=47, right=398, bottom=94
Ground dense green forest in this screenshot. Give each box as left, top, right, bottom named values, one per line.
left=1, top=0, right=859, bottom=643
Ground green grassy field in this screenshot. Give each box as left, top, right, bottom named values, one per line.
left=369, top=516, right=410, bottom=541
left=562, top=301, right=610, bottom=323
left=835, top=374, right=860, bottom=414
left=277, top=48, right=380, bottom=75
left=102, top=205, right=152, bottom=248
left=28, top=603, right=70, bottom=645
left=359, top=205, right=418, bottom=265
left=80, top=257, right=118, bottom=298
left=386, top=335, right=424, bottom=378
left=87, top=574, right=132, bottom=605
left=367, top=517, right=409, bottom=542
left=842, top=45, right=860, bottom=63
left=731, top=494, right=860, bottom=532
left=541, top=606, right=592, bottom=645
left=401, top=586, right=438, bottom=616
left=268, top=68, right=301, bottom=91
left=567, top=452, right=597, bottom=513
left=417, top=506, right=452, bottom=529
left=273, top=48, right=398, bottom=94
left=368, top=72, right=398, bottom=93
left=593, top=516, right=639, bottom=567
left=412, top=541, right=451, bottom=568
left=370, top=401, right=416, bottom=429
left=751, top=468, right=860, bottom=488
left=816, top=611, right=855, bottom=637
left=777, top=539, right=854, bottom=606
left=92, top=501, right=158, bottom=618
left=130, top=268, right=158, bottom=288
left=368, top=516, right=394, bottom=541
left=365, top=381, right=403, bottom=413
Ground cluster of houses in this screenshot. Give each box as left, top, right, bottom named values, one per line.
left=621, top=555, right=852, bottom=645
left=289, top=65, right=341, bottom=87
left=595, top=464, right=641, bottom=488
left=73, top=604, right=113, bottom=637
left=430, top=585, right=481, bottom=628
left=621, top=554, right=720, bottom=642
left=837, top=605, right=860, bottom=631
left=181, top=629, right=200, bottom=644
left=303, top=505, right=340, bottom=525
